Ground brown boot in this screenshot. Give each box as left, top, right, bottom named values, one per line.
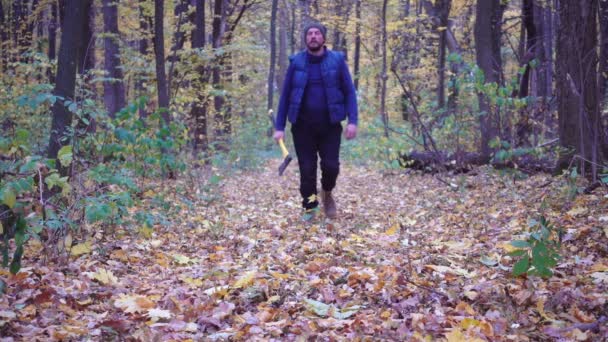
left=320, top=190, right=337, bottom=219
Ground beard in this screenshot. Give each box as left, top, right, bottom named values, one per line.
left=306, top=40, right=324, bottom=52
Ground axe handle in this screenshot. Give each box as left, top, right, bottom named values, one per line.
left=278, top=138, right=289, bottom=158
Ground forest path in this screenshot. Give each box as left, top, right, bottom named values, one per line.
left=3, top=160, right=607, bottom=341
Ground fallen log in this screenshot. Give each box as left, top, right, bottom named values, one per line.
left=399, top=151, right=555, bottom=174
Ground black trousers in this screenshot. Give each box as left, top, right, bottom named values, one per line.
left=291, top=121, right=342, bottom=209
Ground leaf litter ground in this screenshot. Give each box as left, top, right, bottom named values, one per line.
left=1, top=159, right=607, bottom=341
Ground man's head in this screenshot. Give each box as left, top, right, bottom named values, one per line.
left=304, top=22, right=326, bottom=53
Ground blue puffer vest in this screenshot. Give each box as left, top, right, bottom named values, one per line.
left=287, top=50, right=346, bottom=124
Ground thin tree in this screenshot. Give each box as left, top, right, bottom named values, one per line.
left=380, top=0, right=389, bottom=138
left=136, top=0, right=150, bottom=119
left=354, top=0, right=361, bottom=90
left=191, top=0, right=209, bottom=153
left=267, top=0, right=278, bottom=111
left=276, top=0, right=288, bottom=90
left=154, top=0, right=170, bottom=125
left=0, top=1, right=6, bottom=71
left=102, top=0, right=126, bottom=118
left=48, top=0, right=91, bottom=177
left=436, top=0, right=451, bottom=109
left=47, top=1, right=58, bottom=82
left=600, top=0, right=608, bottom=101
left=78, top=1, right=95, bottom=75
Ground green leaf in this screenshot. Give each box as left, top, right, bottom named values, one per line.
left=480, top=256, right=499, bottom=266
left=510, top=240, right=530, bottom=249
left=0, top=187, right=16, bottom=209
left=86, top=202, right=112, bottom=223
left=303, top=298, right=330, bottom=317
left=332, top=305, right=361, bottom=319
left=513, top=257, right=530, bottom=276
left=57, top=145, right=73, bottom=167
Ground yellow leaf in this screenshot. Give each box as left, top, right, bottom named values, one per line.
left=64, top=234, right=73, bottom=249
left=461, top=318, right=494, bottom=337
left=0, top=222, right=3, bottom=235
left=138, top=224, right=153, bottom=238
left=497, top=242, right=518, bottom=253
left=590, top=263, right=608, bottom=272
left=181, top=276, right=203, bottom=287
left=270, top=271, right=290, bottom=280
left=566, top=206, right=588, bottom=217
left=234, top=270, right=256, bottom=288
left=114, top=294, right=155, bottom=313
left=85, top=268, right=118, bottom=285
left=70, top=241, right=92, bottom=256
left=385, top=223, right=399, bottom=236
left=445, top=328, right=484, bottom=342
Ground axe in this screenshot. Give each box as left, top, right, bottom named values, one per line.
left=268, top=109, right=293, bottom=176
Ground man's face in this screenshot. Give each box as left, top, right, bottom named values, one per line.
left=306, top=28, right=325, bottom=52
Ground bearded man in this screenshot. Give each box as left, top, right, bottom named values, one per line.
left=273, top=22, right=358, bottom=220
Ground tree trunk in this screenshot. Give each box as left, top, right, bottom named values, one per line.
left=136, top=0, right=150, bottom=119
left=78, top=0, right=95, bottom=75
left=380, top=0, right=389, bottom=138
left=354, top=0, right=361, bottom=90
left=298, top=0, right=312, bottom=49
left=474, top=0, right=504, bottom=159
left=600, top=0, right=608, bottom=101
left=267, top=0, right=278, bottom=110
left=191, top=0, right=209, bottom=153
left=0, top=1, right=7, bottom=72
left=212, top=0, right=226, bottom=139
left=47, top=1, right=58, bottom=83
left=167, top=0, right=188, bottom=94
left=48, top=0, right=90, bottom=177
left=555, top=0, right=602, bottom=178
left=154, top=0, right=170, bottom=124
left=436, top=0, right=451, bottom=109
left=276, top=0, right=288, bottom=91
left=102, top=0, right=126, bottom=118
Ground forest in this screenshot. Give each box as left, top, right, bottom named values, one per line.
left=0, top=0, right=607, bottom=340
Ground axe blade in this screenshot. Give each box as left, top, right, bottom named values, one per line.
left=278, top=155, right=293, bottom=176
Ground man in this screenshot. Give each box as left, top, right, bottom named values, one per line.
left=273, top=22, right=358, bottom=220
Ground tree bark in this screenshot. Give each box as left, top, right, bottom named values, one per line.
left=436, top=0, right=451, bottom=109
left=276, top=0, right=288, bottom=91
left=102, top=0, right=126, bottom=118
left=555, top=0, right=602, bottom=178
left=78, top=1, right=95, bottom=75
left=354, top=0, right=361, bottom=90
left=136, top=0, right=150, bottom=119
left=0, top=1, right=7, bottom=71
left=474, top=0, right=504, bottom=159
left=47, top=1, right=58, bottom=82
left=48, top=0, right=90, bottom=177
left=154, top=0, right=170, bottom=125
left=191, top=0, right=209, bottom=153
left=380, top=0, right=389, bottom=138
left=212, top=0, right=226, bottom=138
left=267, top=0, right=278, bottom=110
left=600, top=0, right=608, bottom=101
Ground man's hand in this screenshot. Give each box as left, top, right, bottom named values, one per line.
left=273, top=130, right=285, bottom=142
left=345, top=124, right=357, bottom=140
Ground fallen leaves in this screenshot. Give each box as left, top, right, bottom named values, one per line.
left=1, top=163, right=607, bottom=340
left=114, top=294, right=155, bottom=313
